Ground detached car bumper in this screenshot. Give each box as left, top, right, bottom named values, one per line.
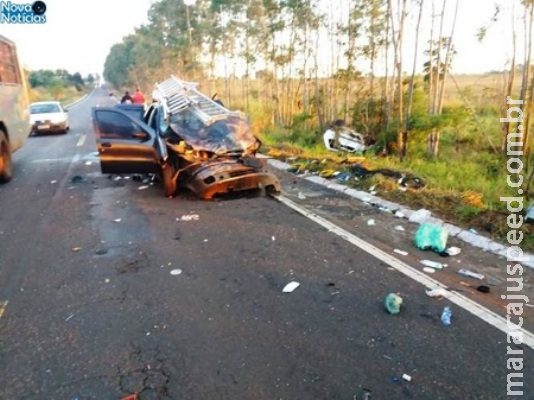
left=184, top=160, right=281, bottom=199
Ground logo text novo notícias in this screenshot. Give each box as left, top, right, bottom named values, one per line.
left=0, top=1, right=46, bottom=23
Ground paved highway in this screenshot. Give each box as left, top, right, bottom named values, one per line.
left=0, top=88, right=532, bottom=399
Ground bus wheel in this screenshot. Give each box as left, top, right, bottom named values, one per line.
left=0, top=130, right=13, bottom=183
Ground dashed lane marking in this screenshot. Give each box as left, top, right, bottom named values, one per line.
left=76, top=134, right=86, bottom=147
left=275, top=194, right=534, bottom=350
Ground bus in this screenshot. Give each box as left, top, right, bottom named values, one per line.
left=0, top=34, right=29, bottom=183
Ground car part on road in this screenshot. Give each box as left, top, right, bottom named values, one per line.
left=0, top=129, right=13, bottom=183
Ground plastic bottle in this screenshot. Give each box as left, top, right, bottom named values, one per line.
left=441, top=306, right=452, bottom=326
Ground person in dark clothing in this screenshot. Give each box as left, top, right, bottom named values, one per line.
left=121, top=91, right=133, bottom=104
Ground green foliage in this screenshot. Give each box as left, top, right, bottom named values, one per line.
left=28, top=69, right=86, bottom=91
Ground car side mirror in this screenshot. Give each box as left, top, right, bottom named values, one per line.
left=132, top=131, right=149, bottom=141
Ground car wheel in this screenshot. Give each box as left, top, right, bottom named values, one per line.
left=162, top=163, right=176, bottom=198
left=0, top=130, right=13, bottom=183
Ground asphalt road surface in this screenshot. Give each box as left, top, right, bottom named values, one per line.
left=0, top=88, right=533, bottom=399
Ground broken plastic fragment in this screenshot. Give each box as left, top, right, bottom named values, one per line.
left=394, top=225, right=405, bottom=231
left=420, top=260, right=446, bottom=270
left=409, top=209, right=431, bottom=223
left=170, top=269, right=183, bottom=275
left=298, top=192, right=306, bottom=199
left=446, top=246, right=461, bottom=256
left=114, top=218, right=122, bottom=223
left=394, top=249, right=408, bottom=256
left=282, top=281, right=300, bottom=293
left=138, top=185, right=149, bottom=190
left=71, top=247, right=82, bottom=252
left=402, top=374, right=412, bottom=382
left=367, top=219, right=376, bottom=226
left=426, top=288, right=448, bottom=298
left=422, top=267, right=436, bottom=274
left=176, top=214, right=199, bottom=222
left=458, top=269, right=484, bottom=280
left=385, top=293, right=403, bottom=314
left=50, top=180, right=57, bottom=184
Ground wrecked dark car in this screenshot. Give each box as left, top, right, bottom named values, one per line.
left=91, top=76, right=281, bottom=199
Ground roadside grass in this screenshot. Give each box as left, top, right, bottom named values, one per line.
left=29, top=86, right=91, bottom=105
left=258, top=124, right=534, bottom=252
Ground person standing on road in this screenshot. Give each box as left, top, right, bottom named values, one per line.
left=132, top=88, right=145, bottom=105
left=121, top=91, right=133, bottom=104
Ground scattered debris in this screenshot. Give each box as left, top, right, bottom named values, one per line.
left=282, top=281, right=300, bottom=293
left=426, top=288, right=448, bottom=298
left=394, top=225, right=405, bottom=231
left=65, top=313, right=75, bottom=322
left=170, top=269, right=183, bottom=275
left=420, top=260, right=447, bottom=270
left=336, top=172, right=352, bottom=182
left=85, top=161, right=92, bottom=166
left=477, top=285, right=491, bottom=293
left=385, top=293, right=403, bottom=315
left=402, top=374, right=412, bottom=382
left=113, top=176, right=122, bottom=181
left=71, top=247, right=82, bottom=252
left=367, top=219, right=376, bottom=226
left=441, top=306, right=452, bottom=326
left=105, top=279, right=110, bottom=283
left=351, top=164, right=425, bottom=189
left=176, top=214, right=199, bottom=222
left=395, top=211, right=405, bottom=218
left=394, top=249, right=408, bottom=256
left=298, top=192, right=306, bottom=199
left=414, top=223, right=448, bottom=253
left=114, top=218, right=122, bottom=223
left=409, top=209, right=431, bottom=223
left=445, top=246, right=461, bottom=256
left=138, top=185, right=150, bottom=190
left=50, top=180, right=57, bottom=184
left=458, top=269, right=485, bottom=280
left=422, top=267, right=436, bottom=274
left=272, top=236, right=276, bottom=241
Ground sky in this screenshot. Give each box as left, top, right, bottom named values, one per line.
left=0, top=0, right=530, bottom=77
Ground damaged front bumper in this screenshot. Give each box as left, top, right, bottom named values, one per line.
left=184, top=160, right=281, bottom=200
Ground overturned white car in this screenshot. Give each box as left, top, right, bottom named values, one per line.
left=323, top=126, right=366, bottom=153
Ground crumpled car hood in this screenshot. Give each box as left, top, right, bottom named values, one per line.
left=169, top=115, right=259, bottom=155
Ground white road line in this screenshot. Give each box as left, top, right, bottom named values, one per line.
left=275, top=194, right=534, bottom=350
left=76, top=134, right=86, bottom=147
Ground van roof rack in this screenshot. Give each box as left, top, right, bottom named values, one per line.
left=153, top=75, right=243, bottom=125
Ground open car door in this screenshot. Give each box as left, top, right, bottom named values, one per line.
left=91, top=107, right=160, bottom=174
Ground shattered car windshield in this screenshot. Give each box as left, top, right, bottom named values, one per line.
left=169, top=111, right=258, bottom=154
